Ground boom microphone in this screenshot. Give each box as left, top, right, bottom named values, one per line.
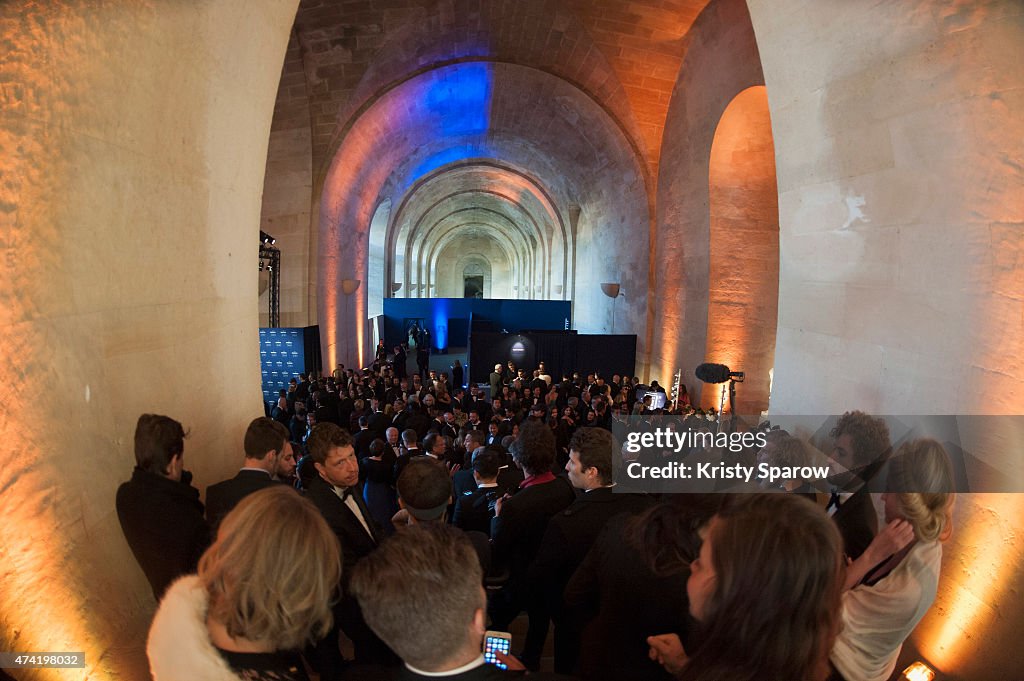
left=695, top=363, right=732, bottom=384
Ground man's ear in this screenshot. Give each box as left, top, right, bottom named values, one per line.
left=472, top=606, right=486, bottom=636
left=166, top=452, right=184, bottom=480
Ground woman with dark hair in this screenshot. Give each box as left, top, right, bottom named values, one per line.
left=648, top=494, right=845, bottom=681
left=565, top=496, right=724, bottom=681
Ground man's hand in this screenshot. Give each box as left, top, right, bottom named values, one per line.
left=647, top=633, right=688, bottom=676
left=494, top=651, right=526, bottom=671
left=494, top=492, right=512, bottom=517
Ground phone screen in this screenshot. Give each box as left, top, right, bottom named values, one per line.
left=483, top=633, right=511, bottom=669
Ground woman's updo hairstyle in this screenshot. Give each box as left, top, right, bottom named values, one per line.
left=890, top=438, right=955, bottom=543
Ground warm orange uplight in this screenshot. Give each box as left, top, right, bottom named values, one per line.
left=902, top=661, right=936, bottom=681
left=915, top=494, right=1024, bottom=673
left=705, top=85, right=778, bottom=415
left=0, top=9, right=110, bottom=677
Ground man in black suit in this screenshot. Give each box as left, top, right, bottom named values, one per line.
left=368, top=399, right=390, bottom=438
left=393, top=345, right=408, bottom=380
left=530, top=427, right=652, bottom=673
left=350, top=524, right=562, bottom=680
left=116, top=414, right=209, bottom=599
left=452, top=449, right=505, bottom=536
left=452, top=432, right=488, bottom=494
left=826, top=411, right=890, bottom=560
left=489, top=421, right=575, bottom=670
left=205, top=417, right=290, bottom=529
left=485, top=419, right=502, bottom=446
left=488, top=363, right=504, bottom=398
left=353, top=415, right=376, bottom=458
left=305, top=422, right=395, bottom=673
left=393, top=428, right=423, bottom=481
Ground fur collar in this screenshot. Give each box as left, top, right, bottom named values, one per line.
left=147, top=575, right=240, bottom=681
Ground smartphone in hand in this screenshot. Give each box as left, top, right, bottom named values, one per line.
left=483, top=630, right=512, bottom=670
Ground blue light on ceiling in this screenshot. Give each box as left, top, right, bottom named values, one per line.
left=426, top=62, right=492, bottom=137
left=405, top=62, right=494, bottom=188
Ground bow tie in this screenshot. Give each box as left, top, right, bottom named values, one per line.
left=338, top=486, right=354, bottom=501
left=827, top=488, right=842, bottom=510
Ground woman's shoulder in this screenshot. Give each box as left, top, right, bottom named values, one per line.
left=148, top=576, right=241, bottom=681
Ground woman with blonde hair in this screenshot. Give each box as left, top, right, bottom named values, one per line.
left=148, top=486, right=341, bottom=681
left=829, top=438, right=955, bottom=681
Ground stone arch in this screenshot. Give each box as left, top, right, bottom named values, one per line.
left=368, top=197, right=392, bottom=317
left=703, top=85, right=779, bottom=414
left=652, top=0, right=766, bottom=396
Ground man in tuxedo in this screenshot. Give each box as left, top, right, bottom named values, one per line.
left=205, top=417, right=290, bottom=529
left=530, top=427, right=652, bottom=673
left=305, top=422, right=395, bottom=673
left=489, top=421, right=575, bottom=669
left=350, top=524, right=561, bottom=680
left=466, top=409, right=485, bottom=432
left=485, top=419, right=502, bottom=446
left=488, top=363, right=504, bottom=398
left=393, top=428, right=423, bottom=481
left=452, top=449, right=505, bottom=536
left=826, top=410, right=891, bottom=560
left=369, top=398, right=390, bottom=438
left=383, top=427, right=401, bottom=466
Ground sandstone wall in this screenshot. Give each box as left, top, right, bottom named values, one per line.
left=0, top=2, right=296, bottom=678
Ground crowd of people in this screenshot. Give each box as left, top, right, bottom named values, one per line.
left=117, top=358, right=956, bottom=681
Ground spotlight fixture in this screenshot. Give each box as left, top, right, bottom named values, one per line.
left=259, top=230, right=276, bottom=245
left=902, top=662, right=935, bottom=681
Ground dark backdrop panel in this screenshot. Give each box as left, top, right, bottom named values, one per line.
left=469, top=332, right=538, bottom=386
left=302, top=325, right=321, bottom=375
left=383, top=299, right=570, bottom=352
left=526, top=330, right=577, bottom=383
left=468, top=331, right=632, bottom=387
left=575, top=335, right=638, bottom=379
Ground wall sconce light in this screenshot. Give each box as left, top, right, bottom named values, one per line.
left=600, top=282, right=623, bottom=333
left=901, top=662, right=935, bottom=681
left=391, top=283, right=402, bottom=293
left=341, top=279, right=361, bottom=295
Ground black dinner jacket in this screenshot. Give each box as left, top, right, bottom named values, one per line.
left=529, top=487, right=652, bottom=596
left=354, top=428, right=376, bottom=458
left=832, top=485, right=878, bottom=560
left=306, top=475, right=380, bottom=587
left=453, top=484, right=504, bottom=536
left=491, top=475, right=575, bottom=578
left=205, top=468, right=283, bottom=528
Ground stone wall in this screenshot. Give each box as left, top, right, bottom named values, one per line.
left=704, top=85, right=778, bottom=413
left=0, top=2, right=296, bottom=678
left=747, top=1, right=1024, bottom=678
left=652, top=0, right=765, bottom=394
